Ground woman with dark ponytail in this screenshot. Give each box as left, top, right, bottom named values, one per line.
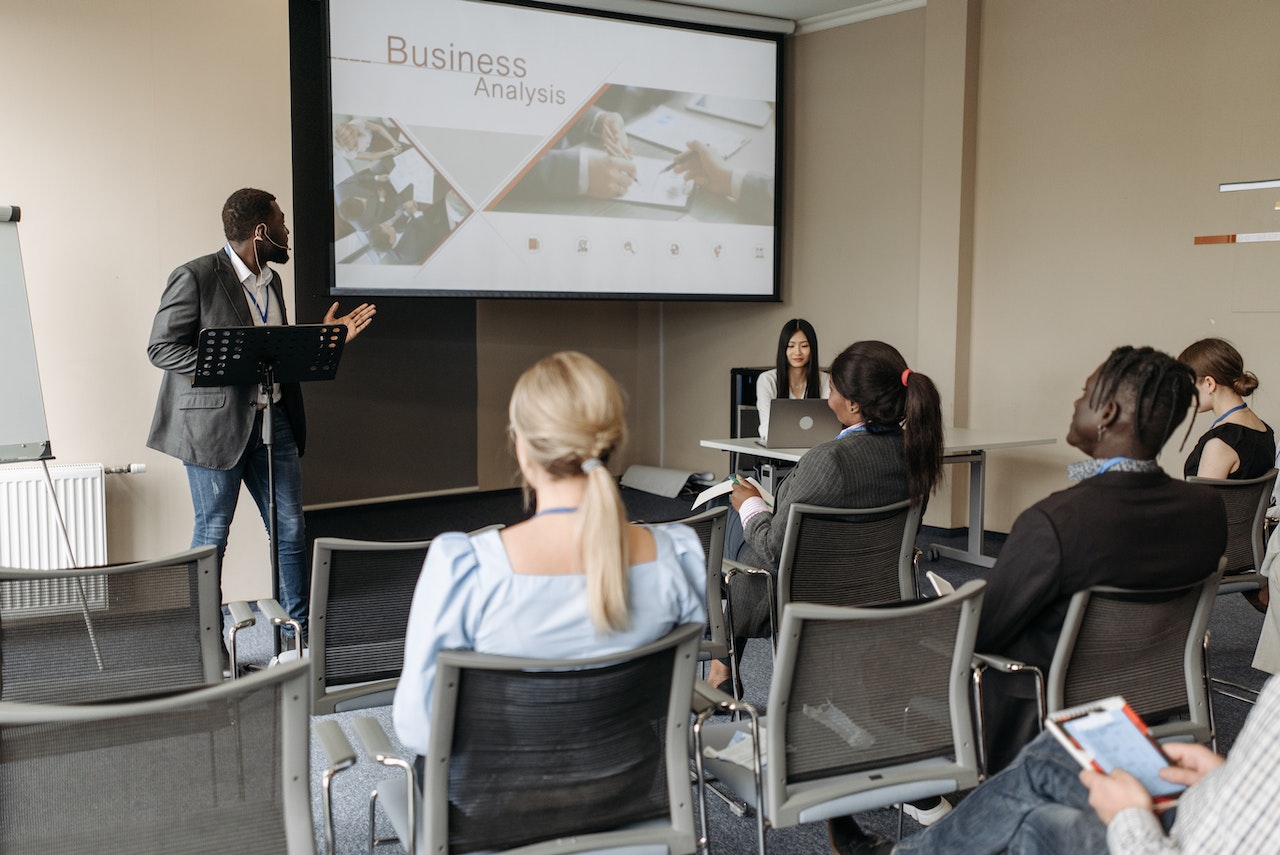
left=709, top=340, right=945, bottom=687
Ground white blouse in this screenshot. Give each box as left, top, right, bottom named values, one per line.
left=756, top=368, right=831, bottom=440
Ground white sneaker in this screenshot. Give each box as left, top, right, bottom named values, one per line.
left=903, top=797, right=952, bottom=826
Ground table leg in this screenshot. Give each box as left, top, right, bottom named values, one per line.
left=930, top=450, right=997, bottom=568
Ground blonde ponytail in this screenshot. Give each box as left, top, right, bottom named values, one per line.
left=509, top=352, right=631, bottom=633
left=579, top=458, right=630, bottom=632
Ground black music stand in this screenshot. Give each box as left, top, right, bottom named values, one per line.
left=194, top=324, right=347, bottom=654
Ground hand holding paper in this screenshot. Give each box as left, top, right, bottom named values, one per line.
left=691, top=475, right=774, bottom=511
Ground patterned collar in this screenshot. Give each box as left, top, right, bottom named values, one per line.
left=1066, top=457, right=1162, bottom=482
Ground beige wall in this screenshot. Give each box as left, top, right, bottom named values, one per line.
left=657, top=8, right=928, bottom=480
left=6, top=0, right=1280, bottom=604
left=970, top=0, right=1280, bottom=527
left=0, top=1, right=295, bottom=598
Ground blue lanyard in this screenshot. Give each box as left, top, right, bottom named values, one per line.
left=837, top=423, right=868, bottom=439
left=241, top=282, right=269, bottom=324
left=1212, top=403, right=1247, bottom=427
left=533, top=506, right=578, bottom=517
left=1096, top=457, right=1134, bottom=474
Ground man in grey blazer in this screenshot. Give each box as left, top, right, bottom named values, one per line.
left=147, top=188, right=375, bottom=640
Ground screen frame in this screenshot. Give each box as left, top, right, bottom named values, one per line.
left=289, top=0, right=784, bottom=302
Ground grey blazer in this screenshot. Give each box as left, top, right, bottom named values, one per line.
left=146, top=248, right=306, bottom=470
left=744, top=430, right=911, bottom=571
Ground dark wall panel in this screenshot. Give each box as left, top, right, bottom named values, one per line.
left=290, top=0, right=477, bottom=505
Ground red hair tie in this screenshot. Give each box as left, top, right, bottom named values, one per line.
left=901, top=368, right=913, bottom=387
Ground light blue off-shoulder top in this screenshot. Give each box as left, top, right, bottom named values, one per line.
left=392, top=523, right=707, bottom=755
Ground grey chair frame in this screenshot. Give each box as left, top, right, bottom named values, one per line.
left=693, top=581, right=986, bottom=855
left=661, top=506, right=740, bottom=702
left=0, top=544, right=225, bottom=702
left=353, top=623, right=703, bottom=855
left=726, top=500, right=923, bottom=657
left=309, top=536, right=434, bottom=715
left=0, top=659, right=318, bottom=854
left=1188, top=468, right=1277, bottom=594
left=973, top=571, right=1222, bottom=774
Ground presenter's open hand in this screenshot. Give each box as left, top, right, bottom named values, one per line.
left=674, top=140, right=733, bottom=198
left=325, top=301, right=377, bottom=344
left=730, top=478, right=761, bottom=511
left=1080, top=767, right=1153, bottom=825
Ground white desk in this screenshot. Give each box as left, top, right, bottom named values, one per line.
left=700, top=428, right=1057, bottom=568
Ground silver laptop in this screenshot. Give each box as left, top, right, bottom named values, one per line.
left=756, top=399, right=843, bottom=448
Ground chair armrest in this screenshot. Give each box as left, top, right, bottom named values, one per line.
left=693, top=678, right=733, bottom=716
left=722, top=558, right=770, bottom=580
left=258, top=597, right=304, bottom=654
left=353, top=717, right=402, bottom=766
left=353, top=717, right=417, bottom=855
left=972, top=652, right=1036, bottom=674
left=693, top=678, right=757, bottom=720
left=971, top=653, right=1047, bottom=779
left=227, top=600, right=256, bottom=630
left=316, top=720, right=357, bottom=771
left=315, top=720, right=358, bottom=855
left=223, top=600, right=257, bottom=679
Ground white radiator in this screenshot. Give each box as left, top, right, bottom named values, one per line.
left=0, top=462, right=108, bottom=613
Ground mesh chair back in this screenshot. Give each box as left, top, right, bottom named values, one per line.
left=1050, top=576, right=1219, bottom=735
left=424, top=623, right=702, bottom=854
left=0, top=546, right=221, bottom=705
left=1189, top=469, right=1277, bottom=575
left=310, top=537, right=432, bottom=714
left=662, top=507, right=729, bottom=660
left=0, top=660, right=313, bottom=855
left=778, top=501, right=921, bottom=611
left=773, top=583, right=984, bottom=787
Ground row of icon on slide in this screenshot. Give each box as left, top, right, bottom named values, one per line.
left=527, top=236, right=769, bottom=259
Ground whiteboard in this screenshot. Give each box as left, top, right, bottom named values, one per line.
left=0, top=209, right=52, bottom=463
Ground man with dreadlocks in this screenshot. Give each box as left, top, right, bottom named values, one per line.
left=972, top=346, right=1227, bottom=774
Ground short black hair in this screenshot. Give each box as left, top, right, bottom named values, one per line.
left=222, top=188, right=276, bottom=242
left=1091, top=346, right=1198, bottom=456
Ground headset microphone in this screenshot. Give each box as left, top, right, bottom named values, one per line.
left=256, top=223, right=289, bottom=251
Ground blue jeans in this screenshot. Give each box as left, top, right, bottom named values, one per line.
left=185, top=408, right=308, bottom=630
left=895, top=732, right=1111, bottom=855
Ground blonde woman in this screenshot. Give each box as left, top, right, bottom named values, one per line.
left=393, top=351, right=706, bottom=757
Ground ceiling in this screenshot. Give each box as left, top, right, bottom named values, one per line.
left=686, top=0, right=913, bottom=25
left=552, top=0, right=924, bottom=34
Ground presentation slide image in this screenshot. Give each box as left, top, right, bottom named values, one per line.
left=333, top=114, right=473, bottom=267
left=325, top=0, right=780, bottom=298
left=490, top=86, right=774, bottom=227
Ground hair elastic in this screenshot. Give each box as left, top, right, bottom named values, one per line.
left=901, top=368, right=913, bottom=387
left=581, top=458, right=603, bottom=473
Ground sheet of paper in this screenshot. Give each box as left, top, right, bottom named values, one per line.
left=926, top=570, right=955, bottom=596
left=686, top=95, right=773, bottom=128
left=691, top=476, right=774, bottom=511
left=387, top=152, right=437, bottom=200
left=626, top=106, right=748, bottom=158
left=616, top=155, right=691, bottom=209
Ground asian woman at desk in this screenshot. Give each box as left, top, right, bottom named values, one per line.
left=755, top=318, right=830, bottom=442
left=1178, top=338, right=1275, bottom=480
left=392, top=351, right=706, bottom=760
left=712, top=340, right=944, bottom=680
